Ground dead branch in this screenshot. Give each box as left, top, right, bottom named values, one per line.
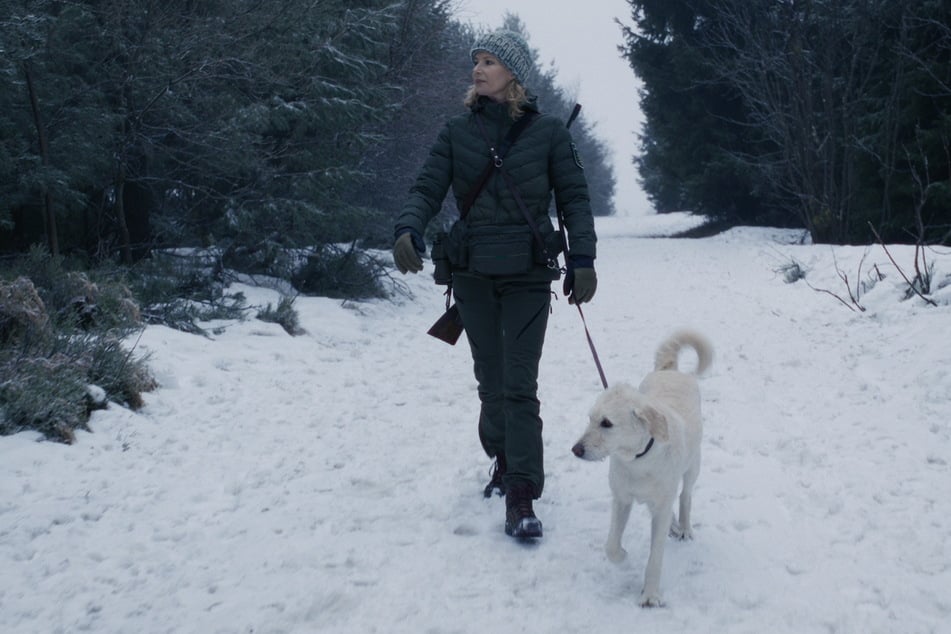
left=804, top=279, right=859, bottom=312
left=833, top=248, right=866, bottom=311
left=867, top=222, right=938, bottom=306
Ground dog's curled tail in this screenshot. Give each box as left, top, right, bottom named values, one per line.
left=654, top=329, right=713, bottom=376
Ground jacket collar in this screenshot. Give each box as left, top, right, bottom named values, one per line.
left=472, top=94, right=539, bottom=120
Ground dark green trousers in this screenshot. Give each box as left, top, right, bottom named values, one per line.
left=452, top=275, right=552, bottom=498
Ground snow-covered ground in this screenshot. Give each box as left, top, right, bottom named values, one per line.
left=2, top=213, right=950, bottom=633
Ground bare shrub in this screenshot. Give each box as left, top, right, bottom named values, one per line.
left=868, top=223, right=938, bottom=306
left=775, top=260, right=806, bottom=284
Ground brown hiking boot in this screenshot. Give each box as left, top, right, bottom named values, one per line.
left=483, top=454, right=507, bottom=498
left=504, top=481, right=543, bottom=538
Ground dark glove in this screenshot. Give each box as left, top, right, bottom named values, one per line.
left=568, top=266, right=597, bottom=305
left=393, top=232, right=423, bottom=274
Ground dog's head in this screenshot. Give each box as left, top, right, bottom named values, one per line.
left=571, top=383, right=669, bottom=462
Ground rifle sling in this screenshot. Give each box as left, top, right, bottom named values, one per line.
left=555, top=104, right=581, bottom=271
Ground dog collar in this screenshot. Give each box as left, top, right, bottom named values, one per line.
left=635, top=438, right=654, bottom=459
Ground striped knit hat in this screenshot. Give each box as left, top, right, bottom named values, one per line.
left=470, top=29, right=533, bottom=84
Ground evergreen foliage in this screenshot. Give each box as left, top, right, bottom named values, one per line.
left=1, top=1, right=617, bottom=263
left=125, top=252, right=249, bottom=336
left=0, top=1, right=620, bottom=442
left=622, top=0, right=951, bottom=244
left=0, top=251, right=155, bottom=443
left=290, top=244, right=387, bottom=300
left=256, top=296, right=305, bottom=337
left=498, top=14, right=617, bottom=218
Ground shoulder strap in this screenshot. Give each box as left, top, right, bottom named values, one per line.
left=459, top=112, right=537, bottom=218
left=498, top=110, right=537, bottom=157
left=473, top=112, right=557, bottom=268
left=497, top=168, right=555, bottom=267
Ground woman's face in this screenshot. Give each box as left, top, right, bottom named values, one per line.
left=472, top=52, right=514, bottom=102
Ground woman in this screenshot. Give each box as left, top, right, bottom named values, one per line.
left=392, top=29, right=598, bottom=539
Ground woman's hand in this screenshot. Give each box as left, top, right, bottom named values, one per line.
left=393, top=232, right=423, bottom=274
left=569, top=267, right=597, bottom=304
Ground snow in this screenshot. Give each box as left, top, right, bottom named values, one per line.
left=2, top=213, right=950, bottom=634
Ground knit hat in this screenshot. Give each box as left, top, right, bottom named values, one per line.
left=470, top=29, right=533, bottom=84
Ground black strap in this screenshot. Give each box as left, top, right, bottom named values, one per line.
left=459, top=111, right=537, bottom=218
left=556, top=104, right=581, bottom=272
left=498, top=167, right=554, bottom=266
left=459, top=163, right=494, bottom=220
left=474, top=113, right=557, bottom=268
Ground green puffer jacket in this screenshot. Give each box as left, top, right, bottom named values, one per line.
left=395, top=96, right=597, bottom=280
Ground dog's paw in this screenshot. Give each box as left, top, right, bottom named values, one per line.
left=639, top=591, right=665, bottom=608
left=669, top=522, right=694, bottom=541
left=605, top=544, right=628, bottom=563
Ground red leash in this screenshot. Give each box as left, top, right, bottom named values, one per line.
left=574, top=303, right=608, bottom=389
left=560, top=103, right=608, bottom=389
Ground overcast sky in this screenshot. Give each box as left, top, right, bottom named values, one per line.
left=452, top=0, right=650, bottom=216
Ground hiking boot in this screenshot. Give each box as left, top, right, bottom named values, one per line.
left=483, top=454, right=507, bottom=498
left=504, top=481, right=543, bottom=539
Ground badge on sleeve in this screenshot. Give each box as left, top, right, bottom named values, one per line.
left=570, top=142, right=584, bottom=169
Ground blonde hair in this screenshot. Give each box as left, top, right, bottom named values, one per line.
left=464, top=81, right=528, bottom=119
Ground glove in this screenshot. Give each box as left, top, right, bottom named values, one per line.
left=393, top=232, right=423, bottom=274
left=568, top=266, right=597, bottom=305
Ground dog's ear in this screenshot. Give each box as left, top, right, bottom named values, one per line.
left=634, top=404, right=669, bottom=441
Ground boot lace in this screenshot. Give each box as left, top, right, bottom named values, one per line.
left=483, top=455, right=506, bottom=498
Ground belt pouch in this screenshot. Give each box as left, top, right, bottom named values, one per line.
left=468, top=225, right=534, bottom=275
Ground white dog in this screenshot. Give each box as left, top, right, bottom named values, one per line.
left=572, top=329, right=713, bottom=607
